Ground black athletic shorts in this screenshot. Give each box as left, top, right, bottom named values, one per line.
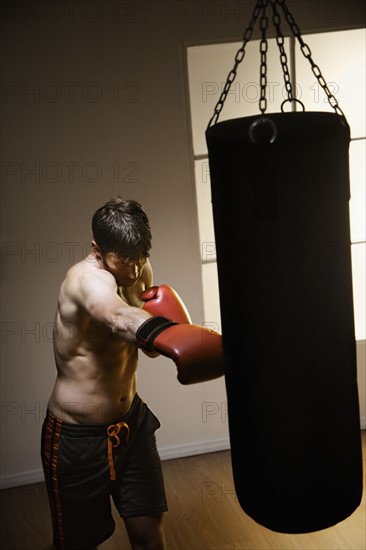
left=41, top=393, right=168, bottom=550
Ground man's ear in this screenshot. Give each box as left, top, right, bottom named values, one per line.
left=91, top=240, right=101, bottom=259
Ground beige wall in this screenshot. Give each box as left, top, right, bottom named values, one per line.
left=1, top=0, right=365, bottom=486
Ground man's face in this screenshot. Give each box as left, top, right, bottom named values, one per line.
left=102, top=252, right=147, bottom=288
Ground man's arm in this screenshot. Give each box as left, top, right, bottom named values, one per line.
left=138, top=259, right=161, bottom=357
left=119, top=258, right=153, bottom=308
left=77, top=270, right=151, bottom=342
left=141, top=258, right=153, bottom=289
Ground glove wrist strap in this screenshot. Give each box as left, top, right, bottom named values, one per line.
left=136, top=316, right=177, bottom=350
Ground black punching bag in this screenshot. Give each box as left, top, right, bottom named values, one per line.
left=206, top=112, right=363, bottom=533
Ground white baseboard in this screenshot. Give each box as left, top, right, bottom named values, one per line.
left=159, top=437, right=231, bottom=461
left=1, top=468, right=45, bottom=490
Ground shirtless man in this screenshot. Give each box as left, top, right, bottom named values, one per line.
left=42, top=198, right=224, bottom=550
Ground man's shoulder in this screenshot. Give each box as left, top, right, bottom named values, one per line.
left=61, top=258, right=109, bottom=297
left=62, top=259, right=90, bottom=289
left=67, top=258, right=119, bottom=301
left=64, top=257, right=109, bottom=283
left=58, top=259, right=116, bottom=316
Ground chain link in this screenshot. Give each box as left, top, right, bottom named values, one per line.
left=277, top=0, right=346, bottom=119
left=269, top=0, right=294, bottom=102
left=207, top=0, right=263, bottom=128
left=259, top=0, right=269, bottom=114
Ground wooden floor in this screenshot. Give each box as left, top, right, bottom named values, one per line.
left=1, top=431, right=365, bottom=550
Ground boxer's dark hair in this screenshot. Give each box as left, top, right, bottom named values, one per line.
left=92, top=198, right=152, bottom=260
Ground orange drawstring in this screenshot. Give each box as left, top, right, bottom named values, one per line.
left=107, top=422, right=130, bottom=480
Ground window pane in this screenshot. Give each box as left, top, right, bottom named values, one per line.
left=295, top=29, right=366, bottom=139
left=350, top=139, right=366, bottom=243
left=202, top=262, right=221, bottom=331
left=194, top=159, right=216, bottom=262
left=351, top=243, right=366, bottom=341
left=187, top=38, right=291, bottom=155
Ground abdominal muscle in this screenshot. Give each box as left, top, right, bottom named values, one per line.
left=48, top=314, right=139, bottom=424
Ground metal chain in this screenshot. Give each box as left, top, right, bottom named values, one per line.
left=269, top=0, right=294, bottom=102
left=259, top=0, right=269, bottom=114
left=278, top=0, right=346, bottom=119
left=207, top=0, right=347, bottom=127
left=207, top=0, right=263, bottom=128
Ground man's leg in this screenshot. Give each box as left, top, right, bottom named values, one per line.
left=124, top=513, right=167, bottom=550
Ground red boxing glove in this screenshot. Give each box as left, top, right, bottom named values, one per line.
left=141, top=284, right=192, bottom=324
left=136, top=316, right=225, bottom=384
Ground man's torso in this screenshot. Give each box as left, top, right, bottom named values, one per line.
left=48, top=256, right=150, bottom=423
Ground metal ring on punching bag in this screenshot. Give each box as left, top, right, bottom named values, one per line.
left=281, top=98, right=306, bottom=112
left=249, top=117, right=278, bottom=144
